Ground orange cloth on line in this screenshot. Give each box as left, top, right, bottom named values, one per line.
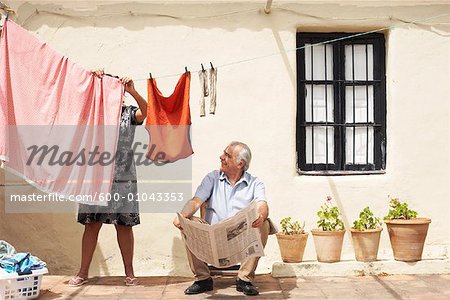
left=146, top=73, right=193, bottom=162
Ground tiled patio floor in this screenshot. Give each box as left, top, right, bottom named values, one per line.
left=39, top=273, right=450, bottom=299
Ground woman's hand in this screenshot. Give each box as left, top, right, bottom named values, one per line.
left=92, top=68, right=105, bottom=78
left=120, top=76, right=147, bottom=123
left=120, top=76, right=136, bottom=94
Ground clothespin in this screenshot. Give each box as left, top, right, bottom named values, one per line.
left=201, top=64, right=205, bottom=72
left=210, top=62, right=215, bottom=70
left=185, top=66, right=189, bottom=74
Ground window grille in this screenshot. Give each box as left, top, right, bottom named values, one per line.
left=296, top=33, right=386, bottom=173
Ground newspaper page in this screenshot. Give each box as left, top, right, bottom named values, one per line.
left=178, top=200, right=264, bottom=268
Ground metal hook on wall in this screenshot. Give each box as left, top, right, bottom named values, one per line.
left=264, top=0, right=273, bottom=14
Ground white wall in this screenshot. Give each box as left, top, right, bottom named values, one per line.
left=1, top=1, right=449, bottom=276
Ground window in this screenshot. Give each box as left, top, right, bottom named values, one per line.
left=296, top=32, right=386, bottom=174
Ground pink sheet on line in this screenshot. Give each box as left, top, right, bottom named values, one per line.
left=0, top=20, right=123, bottom=205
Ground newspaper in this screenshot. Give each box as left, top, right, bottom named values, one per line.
left=178, top=200, right=264, bottom=268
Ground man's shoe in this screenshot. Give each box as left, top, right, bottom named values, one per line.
left=236, top=279, right=259, bottom=296
left=184, top=277, right=213, bottom=295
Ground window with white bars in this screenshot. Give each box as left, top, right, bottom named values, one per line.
left=296, top=33, right=386, bottom=173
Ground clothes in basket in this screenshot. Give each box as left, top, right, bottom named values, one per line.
left=0, top=253, right=46, bottom=274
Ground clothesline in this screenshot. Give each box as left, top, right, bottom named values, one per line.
left=134, top=11, right=450, bottom=81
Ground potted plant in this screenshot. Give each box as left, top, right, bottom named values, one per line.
left=276, top=217, right=308, bottom=263
left=350, top=207, right=382, bottom=262
left=311, top=196, right=345, bottom=263
left=384, top=198, right=431, bottom=262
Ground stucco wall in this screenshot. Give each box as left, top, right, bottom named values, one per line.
left=1, top=1, right=449, bottom=276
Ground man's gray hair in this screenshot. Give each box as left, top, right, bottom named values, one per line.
left=229, top=141, right=252, bottom=171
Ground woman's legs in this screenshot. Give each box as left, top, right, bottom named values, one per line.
left=115, top=224, right=135, bottom=278
left=77, top=222, right=103, bottom=279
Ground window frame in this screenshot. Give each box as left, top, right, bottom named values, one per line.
left=296, top=32, right=387, bottom=174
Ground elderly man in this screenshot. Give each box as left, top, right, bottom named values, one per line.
left=173, top=141, right=270, bottom=296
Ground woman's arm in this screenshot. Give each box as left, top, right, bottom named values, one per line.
left=120, top=77, right=147, bottom=124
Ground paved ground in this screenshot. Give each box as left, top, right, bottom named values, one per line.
left=39, top=274, right=450, bottom=299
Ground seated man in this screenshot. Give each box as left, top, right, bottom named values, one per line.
left=173, top=141, right=270, bottom=296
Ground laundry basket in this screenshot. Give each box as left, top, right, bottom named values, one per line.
left=0, top=267, right=48, bottom=300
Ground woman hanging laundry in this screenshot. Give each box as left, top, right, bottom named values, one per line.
left=69, top=69, right=147, bottom=287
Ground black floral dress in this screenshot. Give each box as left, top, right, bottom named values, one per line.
left=77, top=106, right=142, bottom=227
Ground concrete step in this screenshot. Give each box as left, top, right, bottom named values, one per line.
left=272, top=259, right=450, bottom=277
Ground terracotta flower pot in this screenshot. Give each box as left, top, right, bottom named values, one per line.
left=311, top=229, right=345, bottom=263
left=384, top=218, right=431, bottom=262
left=276, top=233, right=308, bottom=263
left=350, top=228, right=382, bottom=262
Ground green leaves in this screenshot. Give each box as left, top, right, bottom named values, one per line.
left=353, top=206, right=382, bottom=231
left=383, top=198, right=418, bottom=220
left=280, top=217, right=305, bottom=235
left=316, top=198, right=344, bottom=231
